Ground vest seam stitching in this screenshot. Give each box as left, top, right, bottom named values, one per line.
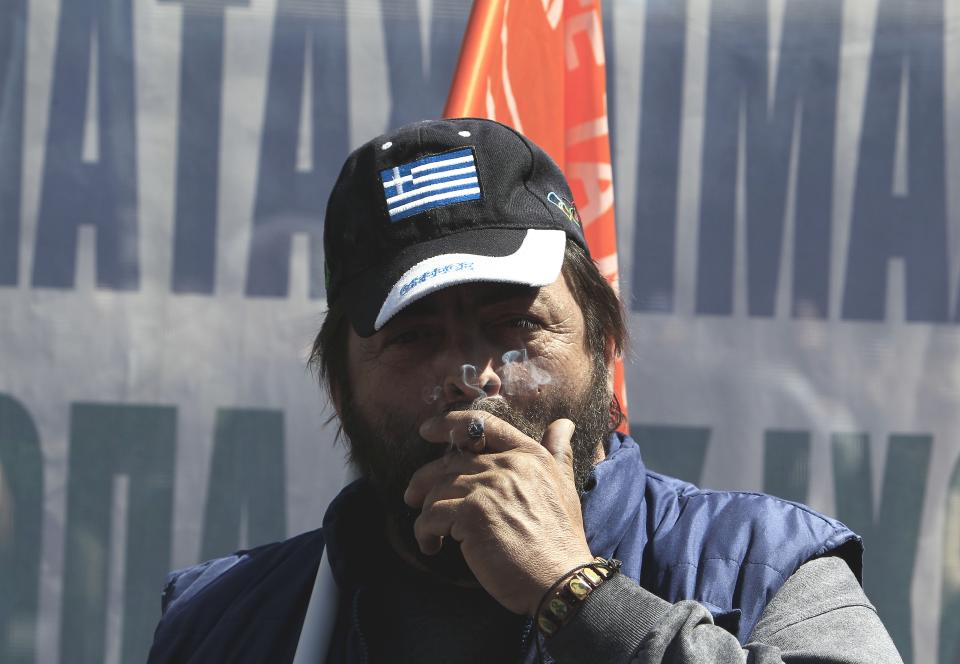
left=675, top=489, right=847, bottom=530
left=659, top=558, right=788, bottom=582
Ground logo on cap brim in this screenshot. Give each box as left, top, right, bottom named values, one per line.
left=374, top=228, right=565, bottom=332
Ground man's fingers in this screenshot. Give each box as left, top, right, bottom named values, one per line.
left=418, top=475, right=473, bottom=512
left=413, top=498, right=460, bottom=555
left=541, top=418, right=576, bottom=485
left=418, top=409, right=540, bottom=454
left=404, top=453, right=486, bottom=507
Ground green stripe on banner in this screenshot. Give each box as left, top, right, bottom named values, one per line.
left=201, top=408, right=287, bottom=560
left=941, top=453, right=960, bottom=664
left=60, top=404, right=175, bottom=664
left=0, top=395, right=42, bottom=663
left=631, top=424, right=711, bottom=485
left=832, top=433, right=932, bottom=664
left=763, top=430, right=810, bottom=504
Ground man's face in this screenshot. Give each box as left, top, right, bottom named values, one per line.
left=340, top=273, right=611, bottom=506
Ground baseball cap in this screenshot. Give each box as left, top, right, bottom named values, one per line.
left=324, top=117, right=588, bottom=337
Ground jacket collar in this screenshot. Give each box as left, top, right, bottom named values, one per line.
left=580, top=433, right=649, bottom=576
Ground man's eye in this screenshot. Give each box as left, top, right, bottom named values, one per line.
left=386, top=327, right=433, bottom=346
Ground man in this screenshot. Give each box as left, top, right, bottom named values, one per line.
left=149, top=118, right=902, bottom=663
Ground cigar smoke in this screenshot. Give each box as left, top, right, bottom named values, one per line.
left=420, top=348, right=553, bottom=406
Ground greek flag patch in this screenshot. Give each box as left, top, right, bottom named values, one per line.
left=380, top=148, right=481, bottom=221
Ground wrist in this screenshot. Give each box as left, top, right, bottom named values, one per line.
left=529, top=556, right=595, bottom=616
left=533, top=557, right=623, bottom=636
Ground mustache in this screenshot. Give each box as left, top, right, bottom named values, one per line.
left=443, top=395, right=507, bottom=414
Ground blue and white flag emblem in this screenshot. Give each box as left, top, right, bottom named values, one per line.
left=380, top=148, right=481, bottom=221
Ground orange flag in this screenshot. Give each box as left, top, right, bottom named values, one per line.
left=445, top=0, right=628, bottom=429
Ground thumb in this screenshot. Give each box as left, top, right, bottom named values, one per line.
left=541, top=418, right=576, bottom=485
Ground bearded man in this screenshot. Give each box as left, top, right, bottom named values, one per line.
left=148, top=118, right=902, bottom=663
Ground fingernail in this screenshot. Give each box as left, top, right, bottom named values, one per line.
left=421, top=537, right=442, bottom=556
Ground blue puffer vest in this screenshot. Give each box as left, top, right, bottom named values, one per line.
left=582, top=434, right=861, bottom=640
left=148, top=433, right=861, bottom=663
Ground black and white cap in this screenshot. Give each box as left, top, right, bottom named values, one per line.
left=324, top=117, right=588, bottom=337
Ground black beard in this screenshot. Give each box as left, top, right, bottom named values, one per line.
left=338, top=353, right=612, bottom=581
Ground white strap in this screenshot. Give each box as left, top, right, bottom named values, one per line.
left=292, top=544, right=338, bottom=664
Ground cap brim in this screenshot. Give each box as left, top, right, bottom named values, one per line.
left=342, top=228, right=566, bottom=337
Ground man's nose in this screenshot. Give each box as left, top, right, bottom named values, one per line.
left=443, top=361, right=502, bottom=403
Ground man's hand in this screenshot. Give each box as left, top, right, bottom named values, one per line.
left=403, top=411, right=594, bottom=616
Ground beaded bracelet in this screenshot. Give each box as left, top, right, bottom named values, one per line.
left=535, top=557, right=622, bottom=637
